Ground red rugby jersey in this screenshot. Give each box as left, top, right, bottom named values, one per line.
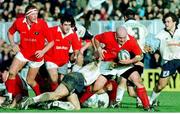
left=95, top=32, right=142, bottom=61
left=45, top=26, right=81, bottom=66
left=8, top=17, right=53, bottom=61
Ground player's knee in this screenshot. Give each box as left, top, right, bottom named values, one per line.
left=93, top=78, right=107, bottom=92
left=8, top=72, right=16, bottom=79
left=119, top=77, right=127, bottom=85
left=157, top=84, right=166, bottom=92
left=51, top=92, right=62, bottom=100
left=26, top=78, right=35, bottom=86
left=51, top=77, right=58, bottom=83
left=75, top=106, right=81, bottom=110
left=128, top=91, right=136, bottom=97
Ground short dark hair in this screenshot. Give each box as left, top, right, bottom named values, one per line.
left=124, top=9, right=135, bottom=19
left=60, top=15, right=74, bottom=25
left=163, top=12, right=179, bottom=27
left=25, top=4, right=37, bottom=14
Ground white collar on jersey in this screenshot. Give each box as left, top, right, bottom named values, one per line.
left=127, top=35, right=130, bottom=40
left=57, top=26, right=74, bottom=38
left=23, top=18, right=38, bottom=30
left=23, top=17, right=38, bottom=24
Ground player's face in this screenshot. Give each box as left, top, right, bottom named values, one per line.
left=0, top=71, right=8, bottom=83
left=27, top=12, right=38, bottom=23
left=61, top=21, right=71, bottom=34
left=116, top=33, right=127, bottom=46
left=164, top=17, right=176, bottom=31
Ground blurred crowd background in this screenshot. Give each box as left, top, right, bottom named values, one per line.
left=0, top=0, right=179, bottom=70
left=0, top=0, right=179, bottom=22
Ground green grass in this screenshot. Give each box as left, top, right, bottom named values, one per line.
left=0, top=91, right=180, bottom=112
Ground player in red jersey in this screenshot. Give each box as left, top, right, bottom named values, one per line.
left=93, top=26, right=150, bottom=110
left=7, top=4, right=54, bottom=96
left=45, top=15, right=82, bottom=91
left=0, top=62, right=28, bottom=108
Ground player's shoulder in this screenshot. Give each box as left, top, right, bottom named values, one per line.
left=37, top=18, right=48, bottom=24
left=128, top=35, right=136, bottom=41
left=49, top=26, right=58, bottom=30
left=14, top=17, right=25, bottom=23
left=103, top=31, right=115, bottom=35
left=156, top=29, right=169, bottom=39
left=76, top=23, right=86, bottom=31
left=125, top=20, right=146, bottom=27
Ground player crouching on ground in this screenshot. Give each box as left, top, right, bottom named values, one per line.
left=19, top=61, right=106, bottom=110
left=0, top=66, right=28, bottom=108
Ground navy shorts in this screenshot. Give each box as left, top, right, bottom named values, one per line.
left=121, top=65, right=143, bottom=79
left=160, top=59, right=180, bottom=78
left=62, top=72, right=85, bottom=94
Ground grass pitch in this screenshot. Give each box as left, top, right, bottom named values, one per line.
left=0, top=91, right=180, bottom=112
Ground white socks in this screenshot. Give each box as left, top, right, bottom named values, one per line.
left=33, top=96, right=40, bottom=103
left=150, top=91, right=160, bottom=105
left=116, top=86, right=125, bottom=102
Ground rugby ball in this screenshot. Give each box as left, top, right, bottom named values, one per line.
left=82, top=92, right=109, bottom=108
left=118, top=49, right=130, bottom=60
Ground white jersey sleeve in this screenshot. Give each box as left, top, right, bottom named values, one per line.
left=78, top=61, right=101, bottom=86
left=75, top=23, right=86, bottom=38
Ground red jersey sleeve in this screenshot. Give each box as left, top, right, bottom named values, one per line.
left=41, top=20, right=53, bottom=42
left=8, top=19, right=18, bottom=35
left=94, top=33, right=104, bottom=42
left=131, top=38, right=142, bottom=56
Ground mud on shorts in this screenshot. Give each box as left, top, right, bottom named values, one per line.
left=61, top=72, right=85, bottom=95
left=121, top=65, right=144, bottom=87
left=160, top=59, right=180, bottom=78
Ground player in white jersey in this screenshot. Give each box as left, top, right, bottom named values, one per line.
left=148, top=12, right=180, bottom=106
left=19, top=61, right=104, bottom=110
left=122, top=9, right=148, bottom=52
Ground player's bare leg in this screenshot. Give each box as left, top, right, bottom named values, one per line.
left=67, top=93, right=80, bottom=110
left=20, top=83, right=69, bottom=109
left=150, top=77, right=169, bottom=105
left=47, top=68, right=59, bottom=91
left=26, top=67, right=41, bottom=95
left=8, top=58, right=26, bottom=79
left=128, top=71, right=150, bottom=110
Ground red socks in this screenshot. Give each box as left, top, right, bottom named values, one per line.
left=106, top=80, right=118, bottom=102
left=32, top=84, right=41, bottom=96
left=50, top=82, right=58, bottom=91
left=79, top=86, right=94, bottom=104
left=136, top=87, right=150, bottom=109
left=5, top=78, right=16, bottom=97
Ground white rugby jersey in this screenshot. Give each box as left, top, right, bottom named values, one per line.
left=78, top=61, right=101, bottom=86
left=155, top=28, right=180, bottom=61
left=123, top=20, right=148, bottom=52
left=75, top=23, right=86, bottom=38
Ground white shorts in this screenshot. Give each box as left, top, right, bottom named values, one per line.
left=15, top=52, right=44, bottom=68
left=100, top=61, right=133, bottom=77
left=46, top=62, right=68, bottom=75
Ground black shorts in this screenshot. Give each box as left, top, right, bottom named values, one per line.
left=160, top=59, right=180, bottom=78
left=62, top=72, right=85, bottom=94
left=121, top=65, right=143, bottom=79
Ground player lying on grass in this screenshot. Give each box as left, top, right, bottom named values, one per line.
left=20, top=61, right=103, bottom=110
